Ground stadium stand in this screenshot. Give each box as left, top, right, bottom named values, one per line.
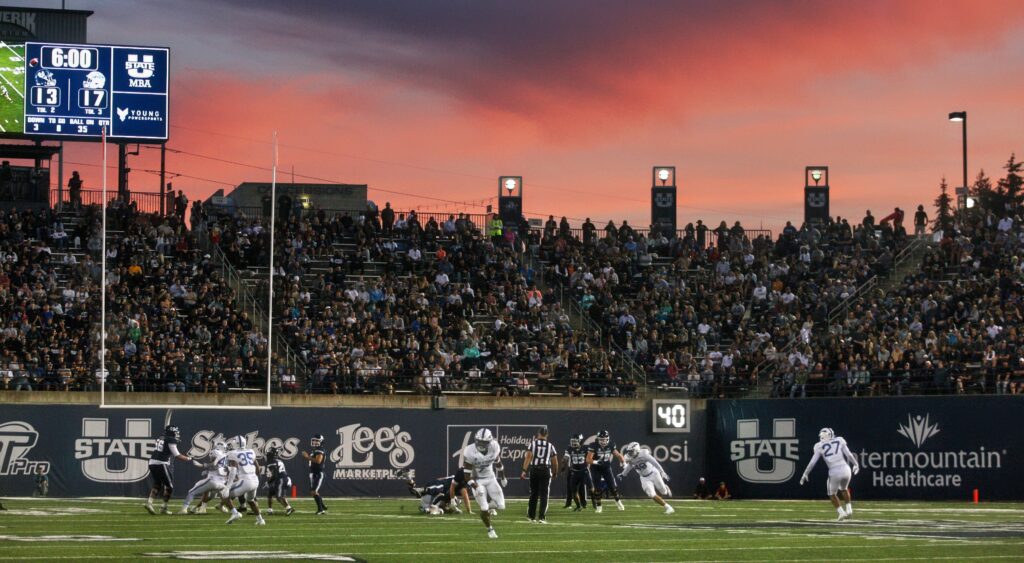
left=1, top=192, right=1021, bottom=399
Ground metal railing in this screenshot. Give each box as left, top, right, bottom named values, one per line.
left=51, top=188, right=173, bottom=215
left=527, top=251, right=647, bottom=394
left=196, top=234, right=310, bottom=383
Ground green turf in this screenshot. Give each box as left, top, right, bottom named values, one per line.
left=0, top=42, right=24, bottom=135
left=0, top=497, right=1022, bottom=562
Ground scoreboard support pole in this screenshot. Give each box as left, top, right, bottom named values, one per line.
left=117, top=143, right=126, bottom=197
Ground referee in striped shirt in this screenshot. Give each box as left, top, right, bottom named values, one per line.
left=521, top=427, right=559, bottom=523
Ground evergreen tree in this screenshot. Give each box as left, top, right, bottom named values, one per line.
left=997, top=153, right=1023, bottom=210
left=970, top=169, right=997, bottom=213
left=933, top=177, right=955, bottom=234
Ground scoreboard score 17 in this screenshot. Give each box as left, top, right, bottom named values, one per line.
left=23, top=42, right=168, bottom=140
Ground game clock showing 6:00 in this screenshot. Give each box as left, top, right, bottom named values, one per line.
left=22, top=41, right=168, bottom=140
left=651, top=399, right=690, bottom=433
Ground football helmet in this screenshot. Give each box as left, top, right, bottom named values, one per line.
left=474, top=428, right=493, bottom=453
left=34, top=69, right=55, bottom=87
left=266, top=446, right=279, bottom=463
left=569, top=433, right=582, bottom=448
left=818, top=428, right=835, bottom=442
left=597, top=430, right=610, bottom=447
left=82, top=70, right=106, bottom=90
left=164, top=425, right=180, bottom=441
left=213, top=441, right=227, bottom=454
left=311, top=434, right=324, bottom=448
left=622, top=442, right=641, bottom=460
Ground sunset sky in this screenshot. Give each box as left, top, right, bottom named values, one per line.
left=27, top=0, right=1024, bottom=230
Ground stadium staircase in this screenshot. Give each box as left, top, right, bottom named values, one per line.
left=527, top=251, right=649, bottom=394
left=197, top=235, right=311, bottom=387
left=748, top=236, right=932, bottom=398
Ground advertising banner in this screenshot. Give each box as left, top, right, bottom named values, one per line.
left=0, top=404, right=705, bottom=499
left=707, top=396, right=1021, bottom=500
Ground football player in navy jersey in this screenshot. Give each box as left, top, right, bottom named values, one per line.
left=585, top=430, right=625, bottom=513
left=562, top=433, right=591, bottom=511
left=301, top=434, right=328, bottom=515
left=264, top=446, right=295, bottom=516
left=145, top=425, right=192, bottom=515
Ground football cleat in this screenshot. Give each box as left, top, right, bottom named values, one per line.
left=160, top=506, right=171, bottom=515
left=664, top=505, right=675, bottom=515
left=255, top=516, right=266, bottom=526
left=573, top=506, right=583, bottom=512
left=563, top=503, right=572, bottom=509
left=218, top=505, right=229, bottom=514
left=175, top=508, right=189, bottom=515
left=616, top=500, right=625, bottom=511
left=489, top=508, right=497, bottom=516
left=144, top=503, right=156, bottom=515
left=316, top=509, right=327, bottom=515
left=487, top=528, right=498, bottom=539
left=837, top=511, right=849, bottom=522
left=226, top=511, right=242, bottom=525
left=285, top=506, right=295, bottom=516
left=266, top=508, right=274, bottom=515
left=595, top=505, right=603, bottom=513
left=537, top=519, right=547, bottom=524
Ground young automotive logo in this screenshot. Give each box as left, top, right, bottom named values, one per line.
left=897, top=414, right=940, bottom=448
left=729, top=418, right=799, bottom=484
left=329, top=423, right=414, bottom=480
left=0, top=421, right=50, bottom=476
left=75, top=418, right=154, bottom=483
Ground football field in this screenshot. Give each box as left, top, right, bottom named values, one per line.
left=0, top=498, right=1022, bottom=562
left=0, top=42, right=24, bottom=134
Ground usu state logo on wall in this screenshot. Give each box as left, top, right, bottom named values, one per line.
left=728, top=418, right=800, bottom=484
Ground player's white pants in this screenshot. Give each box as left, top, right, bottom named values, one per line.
left=472, top=477, right=505, bottom=512
left=639, top=473, right=671, bottom=498
left=826, top=465, right=852, bottom=497
left=185, top=476, right=228, bottom=505
left=229, top=477, right=260, bottom=503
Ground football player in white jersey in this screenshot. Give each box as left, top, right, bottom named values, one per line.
left=800, top=427, right=860, bottom=521
left=179, top=440, right=230, bottom=514
left=619, top=442, right=675, bottom=514
left=462, top=428, right=507, bottom=539
left=222, top=435, right=266, bottom=525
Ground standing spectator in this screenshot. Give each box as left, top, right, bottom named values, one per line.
left=68, top=170, right=83, bottom=210
left=381, top=202, right=395, bottom=234
left=914, top=204, right=928, bottom=237
left=521, top=427, right=558, bottom=523
left=174, top=190, right=188, bottom=222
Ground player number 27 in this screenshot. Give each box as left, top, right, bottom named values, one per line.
left=822, top=440, right=840, bottom=457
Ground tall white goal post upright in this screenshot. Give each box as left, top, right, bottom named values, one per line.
left=98, top=130, right=275, bottom=410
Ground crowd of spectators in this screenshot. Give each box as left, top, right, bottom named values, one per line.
left=199, top=205, right=637, bottom=397
left=536, top=211, right=909, bottom=398
left=0, top=205, right=272, bottom=393
left=2, top=195, right=1021, bottom=399
left=769, top=208, right=1024, bottom=398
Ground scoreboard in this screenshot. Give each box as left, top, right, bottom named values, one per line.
left=22, top=42, right=168, bottom=141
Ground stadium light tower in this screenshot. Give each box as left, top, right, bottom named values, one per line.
left=948, top=111, right=967, bottom=209
left=651, top=166, right=677, bottom=238
left=804, top=166, right=830, bottom=225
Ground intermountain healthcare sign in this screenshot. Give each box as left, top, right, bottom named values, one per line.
left=708, top=396, right=1020, bottom=500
